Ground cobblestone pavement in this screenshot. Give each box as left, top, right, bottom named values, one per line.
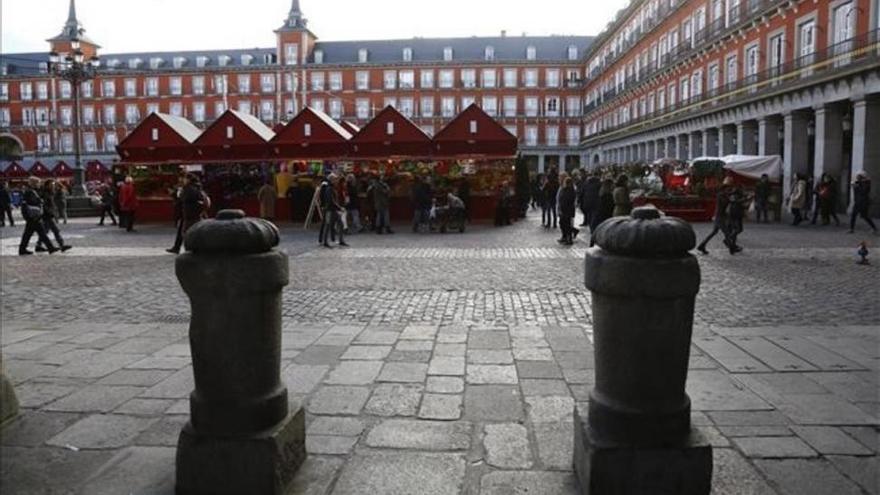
left=1, top=212, right=878, bottom=494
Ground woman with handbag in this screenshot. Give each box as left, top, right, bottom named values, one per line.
left=18, top=177, right=57, bottom=256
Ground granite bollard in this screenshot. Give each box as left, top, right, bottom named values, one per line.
left=174, top=209, right=305, bottom=495
left=574, top=206, right=712, bottom=495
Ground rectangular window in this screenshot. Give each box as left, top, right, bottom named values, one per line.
left=691, top=70, right=702, bottom=97
left=193, top=102, right=206, bottom=122
left=329, top=99, right=342, bottom=119
left=310, top=98, right=324, bottom=113
left=170, top=77, right=183, bottom=96
left=356, top=71, right=370, bottom=90
left=798, top=19, right=816, bottom=74
left=461, top=95, right=475, bottom=109
left=146, top=77, right=159, bottom=96
left=37, top=133, right=50, bottom=151
left=503, top=68, right=518, bottom=88
left=19, top=81, right=33, bottom=100
left=261, top=74, right=276, bottom=93
left=567, top=126, right=581, bottom=146
left=170, top=102, right=183, bottom=117
left=383, top=71, right=397, bottom=90
left=311, top=72, right=325, bottom=91
left=329, top=72, right=343, bottom=91
left=383, top=97, right=397, bottom=109
left=420, top=70, right=434, bottom=89
left=744, top=44, right=759, bottom=83
left=524, top=69, right=538, bottom=88
left=0, top=83, right=7, bottom=101
left=658, top=88, right=666, bottom=110
left=356, top=98, right=370, bottom=119
left=82, top=105, right=94, bottom=125
left=358, top=49, right=368, bottom=63
left=545, top=69, right=560, bottom=88
left=504, top=96, right=517, bottom=117
left=83, top=132, right=97, bottom=152
left=525, top=126, right=538, bottom=146
left=398, top=70, right=414, bottom=89
left=192, top=76, right=205, bottom=95
left=439, top=70, right=454, bottom=88
left=399, top=97, right=414, bottom=117
left=260, top=100, right=274, bottom=121
left=215, top=101, right=227, bottom=118
left=441, top=97, right=455, bottom=117
left=59, top=81, right=71, bottom=99
left=238, top=100, right=252, bottom=115
left=103, top=105, right=116, bottom=124
left=59, top=106, right=73, bottom=126
left=566, top=96, right=581, bottom=117
left=125, top=104, right=140, bottom=124
left=101, top=79, right=115, bottom=98
left=421, top=97, right=434, bottom=117
left=482, top=96, right=498, bottom=116
left=461, top=69, right=476, bottom=88
left=709, top=63, right=720, bottom=93
left=725, top=54, right=738, bottom=85
left=35, top=107, right=49, bottom=126
left=525, top=97, right=539, bottom=117
left=104, top=132, right=118, bottom=151
left=146, top=103, right=160, bottom=115
left=61, top=133, right=73, bottom=152
left=545, top=97, right=559, bottom=116
left=21, top=108, right=34, bottom=126
left=285, top=43, right=299, bottom=65
left=238, top=74, right=251, bottom=93
left=125, top=78, right=137, bottom=97
left=36, top=82, right=49, bottom=100
left=482, top=69, right=496, bottom=88
left=769, top=32, right=785, bottom=81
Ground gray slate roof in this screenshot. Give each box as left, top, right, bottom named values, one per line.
left=2, top=35, right=592, bottom=76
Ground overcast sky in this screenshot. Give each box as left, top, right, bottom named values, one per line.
left=3, top=0, right=627, bottom=54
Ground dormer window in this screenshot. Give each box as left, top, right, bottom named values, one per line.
left=443, top=47, right=453, bottom=61
left=314, top=50, right=324, bottom=64
left=403, top=47, right=413, bottom=62
left=196, top=56, right=209, bottom=67
left=568, top=45, right=578, bottom=60
left=107, top=59, right=121, bottom=69
left=149, top=57, right=163, bottom=69
left=128, top=58, right=143, bottom=69
left=263, top=53, right=276, bottom=64
left=39, top=62, right=49, bottom=74
left=526, top=46, right=537, bottom=60
left=173, top=56, right=187, bottom=69
left=241, top=54, right=253, bottom=66
left=358, top=49, right=368, bottom=63
left=218, top=55, right=231, bottom=67
left=485, top=46, right=495, bottom=61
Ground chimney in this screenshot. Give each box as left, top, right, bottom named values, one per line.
left=501, top=30, right=507, bottom=38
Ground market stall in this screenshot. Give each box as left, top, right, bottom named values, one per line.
left=28, top=161, right=52, bottom=178
left=52, top=161, right=74, bottom=178
left=1, top=162, right=29, bottom=184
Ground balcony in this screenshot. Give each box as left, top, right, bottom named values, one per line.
left=584, top=29, right=880, bottom=144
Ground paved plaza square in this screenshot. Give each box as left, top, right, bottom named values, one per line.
left=0, top=215, right=877, bottom=494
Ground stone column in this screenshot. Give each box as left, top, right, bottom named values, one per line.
left=737, top=121, right=758, bottom=155
left=677, top=134, right=689, bottom=160
left=758, top=117, right=782, bottom=156
left=575, top=206, right=711, bottom=495
left=175, top=210, right=305, bottom=495
left=1, top=358, right=19, bottom=428
left=702, top=128, right=719, bottom=157
left=689, top=132, right=703, bottom=159
left=851, top=96, right=880, bottom=216
left=814, top=104, right=845, bottom=208
left=538, top=154, right=546, bottom=174
left=646, top=141, right=656, bottom=162
left=719, top=125, right=736, bottom=155
left=784, top=110, right=811, bottom=201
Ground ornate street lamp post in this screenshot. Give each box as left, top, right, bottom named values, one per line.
left=48, top=41, right=99, bottom=197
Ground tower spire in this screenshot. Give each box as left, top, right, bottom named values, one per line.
left=48, top=0, right=99, bottom=48
left=282, top=0, right=308, bottom=29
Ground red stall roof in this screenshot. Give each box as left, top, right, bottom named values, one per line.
left=433, top=104, right=518, bottom=158
left=2, top=162, right=28, bottom=178
left=29, top=161, right=52, bottom=177
left=193, top=109, right=276, bottom=162
left=52, top=161, right=74, bottom=177
left=270, top=107, right=352, bottom=159
left=339, top=121, right=361, bottom=135
left=117, top=112, right=202, bottom=164
left=350, top=106, right=433, bottom=159
left=86, top=160, right=109, bottom=180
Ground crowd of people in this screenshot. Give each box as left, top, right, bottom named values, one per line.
left=3, top=177, right=74, bottom=255
left=531, top=168, right=631, bottom=246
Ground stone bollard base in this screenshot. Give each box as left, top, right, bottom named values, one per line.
left=573, top=406, right=712, bottom=495
left=176, top=404, right=306, bottom=495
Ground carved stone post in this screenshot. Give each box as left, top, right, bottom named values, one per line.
left=175, top=210, right=305, bottom=495
left=575, top=206, right=712, bottom=495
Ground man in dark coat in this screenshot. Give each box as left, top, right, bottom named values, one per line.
left=1, top=181, right=15, bottom=227
left=558, top=177, right=577, bottom=245
left=35, top=180, right=71, bottom=252
left=697, top=177, right=734, bottom=255
left=18, top=177, right=57, bottom=255
left=579, top=173, right=601, bottom=229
